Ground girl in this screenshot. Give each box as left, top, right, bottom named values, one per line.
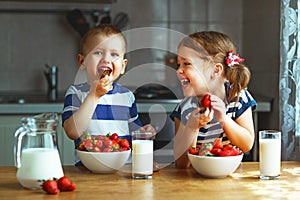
left=171, top=31, right=257, bottom=168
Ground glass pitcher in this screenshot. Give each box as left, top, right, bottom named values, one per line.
left=14, top=113, right=64, bottom=189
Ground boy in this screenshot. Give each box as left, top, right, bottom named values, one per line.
left=62, top=24, right=154, bottom=165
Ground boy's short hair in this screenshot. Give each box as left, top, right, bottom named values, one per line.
left=79, top=24, right=126, bottom=55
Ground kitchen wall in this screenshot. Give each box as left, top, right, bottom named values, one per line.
left=0, top=0, right=280, bottom=130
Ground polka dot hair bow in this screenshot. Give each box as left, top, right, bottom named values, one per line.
left=225, top=50, right=245, bottom=67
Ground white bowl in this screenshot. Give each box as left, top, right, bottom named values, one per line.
left=188, top=153, right=243, bottom=178
left=77, top=149, right=131, bottom=173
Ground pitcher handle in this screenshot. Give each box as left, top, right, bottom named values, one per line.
left=14, top=127, right=27, bottom=168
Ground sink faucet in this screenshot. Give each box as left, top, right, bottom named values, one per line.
left=44, top=64, right=58, bottom=101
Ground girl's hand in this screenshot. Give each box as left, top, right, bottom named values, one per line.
left=186, top=107, right=213, bottom=130
left=210, top=95, right=227, bottom=123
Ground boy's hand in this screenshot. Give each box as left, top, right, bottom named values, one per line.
left=90, top=78, right=113, bottom=98
left=139, top=124, right=157, bottom=139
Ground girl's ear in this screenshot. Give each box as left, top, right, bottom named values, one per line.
left=77, top=54, right=85, bottom=70
left=120, top=59, right=128, bottom=74
left=214, top=63, right=224, bottom=76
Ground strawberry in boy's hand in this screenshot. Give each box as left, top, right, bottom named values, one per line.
left=98, top=68, right=112, bottom=79
left=200, top=94, right=211, bottom=108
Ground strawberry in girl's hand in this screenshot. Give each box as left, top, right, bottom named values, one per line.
left=199, top=93, right=211, bottom=113
left=57, top=176, right=76, bottom=192
left=42, top=180, right=59, bottom=195
left=201, top=94, right=211, bottom=108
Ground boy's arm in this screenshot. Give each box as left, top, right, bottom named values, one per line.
left=63, top=92, right=98, bottom=140
left=64, top=79, right=111, bottom=140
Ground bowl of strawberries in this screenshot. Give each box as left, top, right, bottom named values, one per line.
left=76, top=132, right=131, bottom=173
left=187, top=138, right=243, bottom=178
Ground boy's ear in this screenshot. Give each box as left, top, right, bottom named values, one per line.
left=77, top=54, right=85, bottom=69
left=120, top=59, right=128, bottom=74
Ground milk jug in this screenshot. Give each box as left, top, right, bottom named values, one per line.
left=14, top=113, right=64, bottom=189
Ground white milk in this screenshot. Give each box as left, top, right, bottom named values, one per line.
left=16, top=148, right=64, bottom=189
left=132, top=140, right=153, bottom=177
left=259, top=139, right=281, bottom=177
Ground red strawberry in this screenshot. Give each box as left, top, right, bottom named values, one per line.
left=109, top=133, right=119, bottom=141
left=57, top=176, right=76, bottom=192
left=119, top=138, right=130, bottom=149
left=99, top=68, right=112, bottom=79
left=42, top=180, right=59, bottom=195
left=200, top=94, right=211, bottom=108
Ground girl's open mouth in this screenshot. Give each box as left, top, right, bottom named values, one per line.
left=181, top=79, right=190, bottom=86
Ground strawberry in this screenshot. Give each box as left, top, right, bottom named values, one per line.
left=42, top=180, right=59, bottom=195
left=200, top=94, right=211, bottom=108
left=109, top=133, right=119, bottom=141
left=119, top=138, right=130, bottom=149
left=57, top=176, right=76, bottom=192
left=99, top=68, right=112, bottom=79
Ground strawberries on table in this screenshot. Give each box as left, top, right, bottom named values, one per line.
left=41, top=176, right=76, bottom=195
left=57, top=176, right=76, bottom=192
left=42, top=180, right=59, bottom=195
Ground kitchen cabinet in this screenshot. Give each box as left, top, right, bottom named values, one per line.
left=0, top=115, right=75, bottom=166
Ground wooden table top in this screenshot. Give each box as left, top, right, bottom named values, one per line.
left=0, top=161, right=300, bottom=200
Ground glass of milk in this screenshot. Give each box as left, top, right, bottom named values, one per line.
left=131, top=130, right=154, bottom=179
left=259, top=130, right=281, bottom=180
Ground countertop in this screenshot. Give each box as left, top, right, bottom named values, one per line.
left=0, top=161, right=299, bottom=199
left=0, top=99, right=271, bottom=114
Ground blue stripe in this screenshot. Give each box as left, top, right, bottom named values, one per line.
left=93, top=104, right=130, bottom=120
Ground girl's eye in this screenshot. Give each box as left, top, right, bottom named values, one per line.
left=184, top=62, right=191, bottom=66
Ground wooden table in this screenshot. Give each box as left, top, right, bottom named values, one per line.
left=0, top=162, right=300, bottom=199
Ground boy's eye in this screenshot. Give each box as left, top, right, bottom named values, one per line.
left=94, top=51, right=103, bottom=56
left=111, top=52, right=120, bottom=57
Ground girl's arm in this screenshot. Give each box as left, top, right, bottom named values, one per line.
left=173, top=108, right=211, bottom=168
left=210, top=94, right=255, bottom=152
left=222, top=107, right=255, bottom=152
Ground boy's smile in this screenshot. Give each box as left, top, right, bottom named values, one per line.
left=79, top=35, right=127, bottom=84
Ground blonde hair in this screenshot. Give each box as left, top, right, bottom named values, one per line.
left=79, top=24, right=126, bottom=56
left=179, top=31, right=251, bottom=102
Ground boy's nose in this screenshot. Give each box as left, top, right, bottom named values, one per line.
left=101, top=53, right=110, bottom=63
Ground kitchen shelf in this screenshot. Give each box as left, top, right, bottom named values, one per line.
left=0, top=0, right=116, bottom=3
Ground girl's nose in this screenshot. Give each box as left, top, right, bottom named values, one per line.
left=176, top=65, right=183, bottom=75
